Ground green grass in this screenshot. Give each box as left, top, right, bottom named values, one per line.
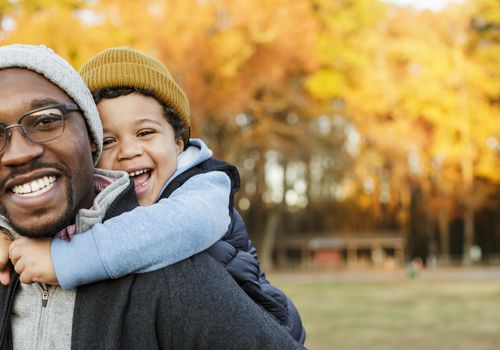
left=269, top=274, right=500, bottom=350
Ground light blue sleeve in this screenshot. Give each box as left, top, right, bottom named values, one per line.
left=51, top=171, right=231, bottom=290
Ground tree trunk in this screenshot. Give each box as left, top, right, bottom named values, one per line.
left=400, top=183, right=411, bottom=263
left=462, top=205, right=475, bottom=266
left=438, top=199, right=450, bottom=264
left=260, top=210, right=281, bottom=271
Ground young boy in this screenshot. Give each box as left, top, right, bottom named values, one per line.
left=6, top=47, right=306, bottom=343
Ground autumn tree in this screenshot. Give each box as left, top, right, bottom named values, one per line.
left=1, top=0, right=498, bottom=267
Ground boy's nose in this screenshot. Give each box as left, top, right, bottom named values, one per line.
left=1, top=128, right=43, bottom=166
left=118, top=141, right=143, bottom=160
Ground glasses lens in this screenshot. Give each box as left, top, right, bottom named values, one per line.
left=0, top=124, right=6, bottom=152
left=22, top=107, right=65, bottom=143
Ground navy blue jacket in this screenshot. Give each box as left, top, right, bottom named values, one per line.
left=160, top=157, right=306, bottom=344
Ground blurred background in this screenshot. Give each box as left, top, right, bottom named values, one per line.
left=1, top=0, right=499, bottom=348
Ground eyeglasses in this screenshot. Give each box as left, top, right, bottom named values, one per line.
left=0, top=103, right=81, bottom=154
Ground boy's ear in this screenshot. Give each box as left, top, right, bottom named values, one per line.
left=176, top=138, right=184, bottom=155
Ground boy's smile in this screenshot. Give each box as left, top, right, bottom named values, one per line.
left=96, top=92, right=183, bottom=206
left=126, top=167, right=152, bottom=196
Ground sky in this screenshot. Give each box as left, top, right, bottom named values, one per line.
left=383, top=0, right=465, bottom=11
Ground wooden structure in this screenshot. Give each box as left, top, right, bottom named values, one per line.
left=273, top=232, right=405, bottom=268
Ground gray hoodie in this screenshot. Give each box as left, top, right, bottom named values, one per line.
left=8, top=169, right=129, bottom=350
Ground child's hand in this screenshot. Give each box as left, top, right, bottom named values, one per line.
left=0, top=230, right=13, bottom=285
left=9, top=237, right=58, bottom=285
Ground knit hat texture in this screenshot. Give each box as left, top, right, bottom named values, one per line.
left=80, top=47, right=190, bottom=145
left=0, top=44, right=103, bottom=163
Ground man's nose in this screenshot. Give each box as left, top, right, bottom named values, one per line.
left=0, top=128, right=43, bottom=166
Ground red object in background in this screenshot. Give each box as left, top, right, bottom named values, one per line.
left=313, top=248, right=342, bottom=267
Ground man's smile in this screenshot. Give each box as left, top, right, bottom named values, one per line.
left=11, top=175, right=56, bottom=197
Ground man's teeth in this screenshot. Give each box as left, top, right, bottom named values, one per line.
left=128, top=169, right=150, bottom=177
left=12, top=176, right=56, bottom=197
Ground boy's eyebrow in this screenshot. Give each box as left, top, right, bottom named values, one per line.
left=133, top=118, right=164, bottom=127
left=102, top=118, right=164, bottom=133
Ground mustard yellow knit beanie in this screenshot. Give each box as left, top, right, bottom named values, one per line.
left=80, top=47, right=190, bottom=145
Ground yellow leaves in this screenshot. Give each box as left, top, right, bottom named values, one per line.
left=477, top=152, right=500, bottom=183
left=305, top=69, right=346, bottom=101
left=210, top=30, right=254, bottom=79
left=474, top=0, right=500, bottom=25
left=0, top=0, right=497, bottom=199
left=3, top=5, right=82, bottom=52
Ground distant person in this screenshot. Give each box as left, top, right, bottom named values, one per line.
left=0, top=43, right=304, bottom=349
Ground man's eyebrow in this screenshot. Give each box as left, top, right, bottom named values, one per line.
left=29, top=98, right=64, bottom=109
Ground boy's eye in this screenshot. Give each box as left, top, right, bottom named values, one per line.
left=137, top=129, right=155, bottom=138
left=103, top=137, right=116, bottom=147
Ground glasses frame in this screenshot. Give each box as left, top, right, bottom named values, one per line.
left=0, top=103, right=81, bottom=154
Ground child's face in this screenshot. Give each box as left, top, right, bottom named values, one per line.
left=96, top=93, right=184, bottom=206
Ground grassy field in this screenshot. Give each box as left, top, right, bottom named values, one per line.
left=270, top=270, right=500, bottom=350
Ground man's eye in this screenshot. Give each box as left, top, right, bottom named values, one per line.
left=137, top=129, right=155, bottom=137
left=31, top=114, right=62, bottom=129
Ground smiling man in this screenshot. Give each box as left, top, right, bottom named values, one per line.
left=0, top=70, right=97, bottom=238
left=0, top=44, right=303, bottom=350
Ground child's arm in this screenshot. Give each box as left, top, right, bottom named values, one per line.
left=51, top=171, right=231, bottom=290
left=8, top=237, right=55, bottom=284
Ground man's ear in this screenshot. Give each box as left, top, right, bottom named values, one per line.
left=90, top=141, right=98, bottom=155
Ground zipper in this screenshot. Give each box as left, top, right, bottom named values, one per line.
left=40, top=284, right=49, bottom=308
left=34, top=283, right=50, bottom=349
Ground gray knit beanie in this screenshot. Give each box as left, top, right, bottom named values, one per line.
left=0, top=44, right=103, bottom=163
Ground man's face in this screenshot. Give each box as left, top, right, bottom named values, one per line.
left=0, top=68, right=96, bottom=238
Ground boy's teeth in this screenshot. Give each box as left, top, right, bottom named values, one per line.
left=129, top=169, right=149, bottom=177
left=12, top=176, right=56, bottom=197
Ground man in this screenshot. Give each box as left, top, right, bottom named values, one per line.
left=0, top=44, right=304, bottom=350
